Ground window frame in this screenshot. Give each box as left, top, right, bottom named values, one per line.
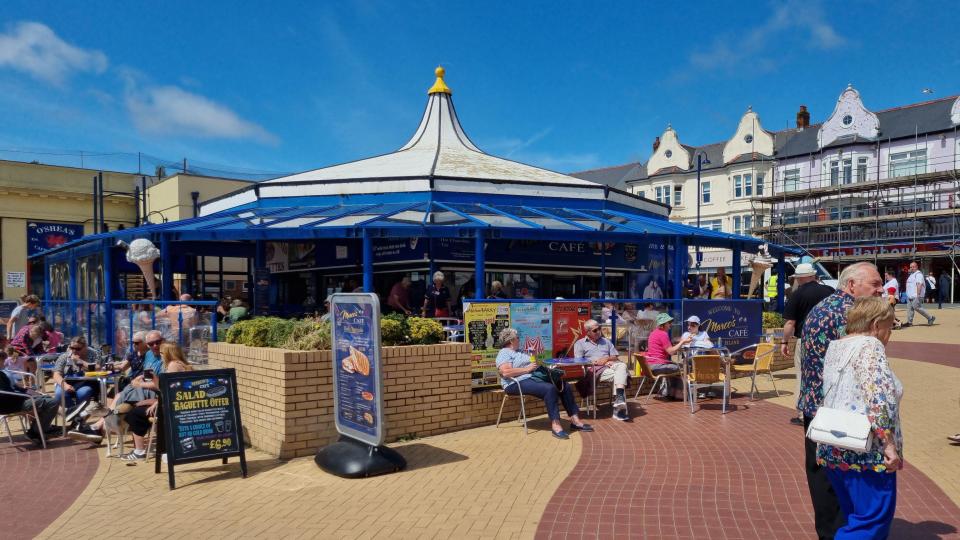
left=700, top=181, right=711, bottom=204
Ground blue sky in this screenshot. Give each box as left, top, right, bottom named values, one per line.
left=0, top=1, right=958, bottom=178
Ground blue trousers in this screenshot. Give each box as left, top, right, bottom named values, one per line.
left=53, top=383, right=95, bottom=408
left=505, top=378, right=579, bottom=422
left=826, top=468, right=897, bottom=539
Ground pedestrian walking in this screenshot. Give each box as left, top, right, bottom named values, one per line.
left=797, top=261, right=883, bottom=540
left=781, top=263, right=833, bottom=426
left=924, top=271, right=937, bottom=303
left=903, top=261, right=935, bottom=327
left=938, top=272, right=951, bottom=308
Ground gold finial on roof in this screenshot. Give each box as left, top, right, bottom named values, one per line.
left=428, top=65, right=452, bottom=95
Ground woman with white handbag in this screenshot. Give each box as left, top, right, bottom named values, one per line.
left=812, top=296, right=902, bottom=539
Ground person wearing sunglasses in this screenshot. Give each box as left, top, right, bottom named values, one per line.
left=679, top=316, right=713, bottom=349
left=51, top=336, right=102, bottom=423
left=142, top=330, right=165, bottom=375
left=574, top=319, right=631, bottom=421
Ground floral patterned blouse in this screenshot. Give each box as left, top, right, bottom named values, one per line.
left=816, top=335, right=903, bottom=473
left=798, top=290, right=854, bottom=417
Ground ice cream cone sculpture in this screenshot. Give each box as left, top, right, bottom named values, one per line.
left=747, top=244, right=776, bottom=299
left=123, top=238, right=161, bottom=299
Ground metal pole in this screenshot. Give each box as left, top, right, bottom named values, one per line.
left=732, top=244, right=742, bottom=299
left=673, top=237, right=685, bottom=300
left=600, top=246, right=607, bottom=298
left=98, top=171, right=105, bottom=232
left=92, top=175, right=99, bottom=234
left=103, top=240, right=114, bottom=352
left=776, top=256, right=786, bottom=312
left=474, top=231, right=485, bottom=300
left=362, top=230, right=374, bottom=293
left=160, top=234, right=172, bottom=301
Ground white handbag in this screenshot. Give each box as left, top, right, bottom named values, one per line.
left=806, top=344, right=874, bottom=453
left=806, top=406, right=873, bottom=452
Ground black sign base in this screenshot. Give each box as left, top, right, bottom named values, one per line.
left=315, top=436, right=406, bottom=478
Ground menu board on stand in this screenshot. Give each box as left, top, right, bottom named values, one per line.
left=315, top=293, right=406, bottom=478
left=463, top=302, right=510, bottom=388
left=156, top=368, right=247, bottom=490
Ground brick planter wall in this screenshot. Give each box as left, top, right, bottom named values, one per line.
left=208, top=342, right=545, bottom=460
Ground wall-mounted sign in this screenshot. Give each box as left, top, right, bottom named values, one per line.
left=5, top=272, right=26, bottom=288
left=27, top=221, right=84, bottom=256
left=330, top=293, right=384, bottom=446
left=681, top=300, right=762, bottom=352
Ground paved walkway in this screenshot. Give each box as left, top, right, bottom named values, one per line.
left=3, top=308, right=958, bottom=539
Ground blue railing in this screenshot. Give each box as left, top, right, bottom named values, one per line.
left=44, top=300, right=107, bottom=352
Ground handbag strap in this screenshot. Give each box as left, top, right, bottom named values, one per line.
left=821, top=336, right=866, bottom=405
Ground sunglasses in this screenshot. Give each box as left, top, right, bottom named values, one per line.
left=132, top=341, right=144, bottom=345
left=587, top=328, right=601, bottom=333
left=147, top=340, right=162, bottom=346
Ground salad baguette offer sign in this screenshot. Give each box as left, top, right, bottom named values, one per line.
left=331, top=293, right=384, bottom=446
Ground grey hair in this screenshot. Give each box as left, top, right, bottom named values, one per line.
left=838, top=262, right=878, bottom=290
left=145, top=329, right=162, bottom=340
left=433, top=271, right=444, bottom=281
left=499, top=327, right=518, bottom=344
left=132, top=331, right=146, bottom=342
left=583, top=319, right=600, bottom=330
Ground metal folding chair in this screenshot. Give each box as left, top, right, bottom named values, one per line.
left=729, top=343, right=779, bottom=400
left=495, top=377, right=529, bottom=435
left=1, top=371, right=48, bottom=448
left=686, top=354, right=729, bottom=414
left=632, top=353, right=685, bottom=404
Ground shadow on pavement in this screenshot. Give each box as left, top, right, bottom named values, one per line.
left=396, top=443, right=469, bottom=471
left=890, top=518, right=957, bottom=539
left=162, top=456, right=289, bottom=488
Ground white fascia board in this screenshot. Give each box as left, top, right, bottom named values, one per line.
left=200, top=189, right=258, bottom=216
left=259, top=179, right=431, bottom=198
left=433, top=179, right=605, bottom=200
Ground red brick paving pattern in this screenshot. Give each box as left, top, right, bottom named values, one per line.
left=535, top=397, right=960, bottom=540
left=0, top=436, right=99, bottom=540
left=886, top=342, right=960, bottom=368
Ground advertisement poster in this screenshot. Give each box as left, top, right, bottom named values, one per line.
left=331, top=293, right=383, bottom=446
left=464, top=302, right=510, bottom=388
left=27, top=221, right=84, bottom=256
left=509, top=302, right=553, bottom=361
left=552, top=302, right=591, bottom=358
left=681, top=300, right=762, bottom=352
left=288, top=241, right=316, bottom=270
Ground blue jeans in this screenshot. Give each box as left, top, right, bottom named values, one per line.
left=53, top=383, right=95, bottom=408
left=505, top=378, right=579, bottom=422
left=826, top=468, right=897, bottom=539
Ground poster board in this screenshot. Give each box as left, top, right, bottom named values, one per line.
left=552, top=302, right=591, bottom=358
left=157, top=368, right=247, bottom=490
left=681, top=300, right=763, bottom=352
left=509, top=302, right=553, bottom=361
left=463, top=302, right=510, bottom=388
left=330, top=293, right=384, bottom=446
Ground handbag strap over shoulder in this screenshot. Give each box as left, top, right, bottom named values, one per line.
left=821, top=336, right=868, bottom=405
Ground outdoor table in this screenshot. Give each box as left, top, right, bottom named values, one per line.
left=543, top=358, right=599, bottom=419
left=442, top=324, right=464, bottom=342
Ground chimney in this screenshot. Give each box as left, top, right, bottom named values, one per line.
left=796, top=105, right=810, bottom=129
left=653, top=136, right=660, bottom=152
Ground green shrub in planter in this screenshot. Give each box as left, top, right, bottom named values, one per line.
left=381, top=317, right=408, bottom=346
left=762, top=312, right=785, bottom=330
left=283, top=318, right=331, bottom=351
left=407, top=317, right=445, bottom=345
left=225, top=317, right=296, bottom=348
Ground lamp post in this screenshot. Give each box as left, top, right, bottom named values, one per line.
left=695, top=152, right=711, bottom=268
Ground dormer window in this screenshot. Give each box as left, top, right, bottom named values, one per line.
left=842, top=114, right=853, bottom=126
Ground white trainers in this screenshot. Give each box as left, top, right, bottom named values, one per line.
left=613, top=395, right=627, bottom=411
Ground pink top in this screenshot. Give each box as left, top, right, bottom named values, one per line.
left=645, top=328, right=673, bottom=365
left=45, top=331, right=63, bottom=353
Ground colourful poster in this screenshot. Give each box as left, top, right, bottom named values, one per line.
left=552, top=302, right=591, bottom=358
left=509, top=302, right=553, bottom=361
left=331, top=293, right=383, bottom=446
left=464, top=302, right=510, bottom=388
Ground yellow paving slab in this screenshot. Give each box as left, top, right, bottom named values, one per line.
left=885, top=304, right=958, bottom=343
left=39, top=420, right=580, bottom=540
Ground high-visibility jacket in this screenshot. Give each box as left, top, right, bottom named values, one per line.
left=766, top=274, right=778, bottom=299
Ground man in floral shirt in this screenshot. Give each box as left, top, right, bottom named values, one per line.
left=798, top=261, right=882, bottom=540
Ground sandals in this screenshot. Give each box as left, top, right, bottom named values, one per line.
left=948, top=434, right=960, bottom=443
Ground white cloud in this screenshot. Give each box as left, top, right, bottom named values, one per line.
left=683, top=1, right=845, bottom=77
left=126, top=85, right=278, bottom=144
left=0, top=21, right=107, bottom=84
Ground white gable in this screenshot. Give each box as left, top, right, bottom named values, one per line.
left=818, top=85, right=880, bottom=148
left=722, top=108, right=774, bottom=163
left=951, top=96, right=960, bottom=125
left=646, top=126, right=690, bottom=175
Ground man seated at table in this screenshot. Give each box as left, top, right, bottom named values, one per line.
left=0, top=367, right=60, bottom=445
left=142, top=330, right=165, bottom=374
left=114, top=331, right=149, bottom=390
left=51, top=336, right=102, bottom=423
left=680, top=316, right=713, bottom=349
left=645, top=313, right=692, bottom=399
left=574, top=319, right=630, bottom=421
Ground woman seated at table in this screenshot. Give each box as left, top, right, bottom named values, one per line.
left=495, top=327, right=592, bottom=440
left=645, top=313, right=692, bottom=399
left=680, top=316, right=713, bottom=349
